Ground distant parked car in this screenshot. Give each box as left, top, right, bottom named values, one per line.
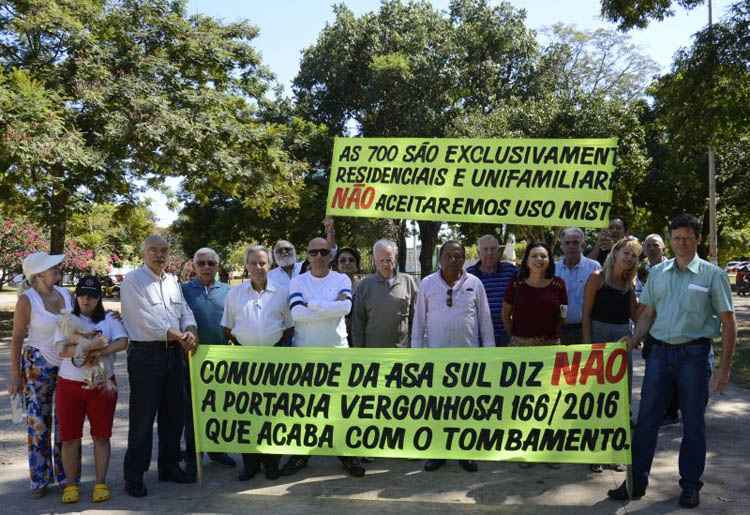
left=101, top=275, right=120, bottom=298
left=736, top=263, right=750, bottom=297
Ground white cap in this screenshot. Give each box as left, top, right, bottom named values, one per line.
left=22, top=252, right=64, bottom=278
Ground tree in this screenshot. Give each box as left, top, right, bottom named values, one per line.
left=0, top=0, right=308, bottom=253
left=600, top=0, right=706, bottom=30
left=0, top=216, right=48, bottom=289
left=293, top=0, right=539, bottom=273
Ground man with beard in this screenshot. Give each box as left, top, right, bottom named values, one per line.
left=269, top=218, right=337, bottom=288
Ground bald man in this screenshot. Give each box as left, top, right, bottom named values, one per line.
left=121, top=235, right=197, bottom=497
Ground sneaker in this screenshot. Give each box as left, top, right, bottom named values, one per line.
left=590, top=464, right=604, bottom=473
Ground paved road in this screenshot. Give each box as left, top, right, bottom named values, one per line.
left=0, top=296, right=749, bottom=514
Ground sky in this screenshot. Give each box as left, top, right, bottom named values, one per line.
left=146, top=0, right=735, bottom=226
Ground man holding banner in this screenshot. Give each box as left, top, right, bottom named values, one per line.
left=412, top=240, right=494, bottom=473
left=608, top=214, right=736, bottom=509
left=279, top=237, right=366, bottom=478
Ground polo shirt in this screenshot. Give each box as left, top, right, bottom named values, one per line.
left=181, top=279, right=230, bottom=345
left=641, top=254, right=733, bottom=344
left=466, top=261, right=517, bottom=344
left=555, top=256, right=601, bottom=324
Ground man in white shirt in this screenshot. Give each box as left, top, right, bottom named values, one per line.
left=279, top=237, right=365, bottom=478
left=121, top=235, right=197, bottom=497
left=222, top=245, right=292, bottom=482
left=555, top=227, right=601, bottom=345
left=268, top=218, right=337, bottom=288
left=412, top=240, right=494, bottom=473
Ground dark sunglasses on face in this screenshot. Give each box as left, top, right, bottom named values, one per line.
left=308, top=248, right=330, bottom=257
left=196, top=260, right=217, bottom=267
left=446, top=288, right=453, bottom=307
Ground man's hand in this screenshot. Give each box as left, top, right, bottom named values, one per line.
left=107, top=310, right=122, bottom=321
left=323, top=217, right=334, bottom=234
left=180, top=331, right=197, bottom=352
left=619, top=335, right=640, bottom=351
left=711, top=367, right=731, bottom=394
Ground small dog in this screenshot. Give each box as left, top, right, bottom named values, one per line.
left=57, top=309, right=114, bottom=390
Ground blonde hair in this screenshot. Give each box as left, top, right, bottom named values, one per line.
left=602, top=237, right=642, bottom=290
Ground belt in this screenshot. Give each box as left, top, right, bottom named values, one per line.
left=130, top=340, right=181, bottom=350
left=563, top=323, right=582, bottom=328
left=647, top=335, right=710, bottom=348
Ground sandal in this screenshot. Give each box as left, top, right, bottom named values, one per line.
left=62, top=484, right=80, bottom=503
left=92, top=483, right=111, bottom=503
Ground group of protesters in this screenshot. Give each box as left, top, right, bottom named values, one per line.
left=7, top=213, right=736, bottom=509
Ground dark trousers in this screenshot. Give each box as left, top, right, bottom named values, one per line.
left=242, top=453, right=280, bottom=473
left=183, top=354, right=197, bottom=470
left=124, top=342, right=186, bottom=482
left=560, top=324, right=583, bottom=345
left=632, top=336, right=710, bottom=491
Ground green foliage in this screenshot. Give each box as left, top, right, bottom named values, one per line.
left=600, top=0, right=706, bottom=30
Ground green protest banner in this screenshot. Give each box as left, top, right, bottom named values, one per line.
left=325, top=137, right=617, bottom=228
left=189, top=343, right=631, bottom=464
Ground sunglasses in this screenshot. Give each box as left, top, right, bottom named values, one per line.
left=446, top=289, right=453, bottom=307
left=275, top=247, right=294, bottom=254
left=308, top=248, right=330, bottom=257
left=196, top=260, right=217, bottom=267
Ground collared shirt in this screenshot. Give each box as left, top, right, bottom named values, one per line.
left=555, top=256, right=601, bottom=324
left=221, top=281, right=291, bottom=346
left=466, top=261, right=517, bottom=344
left=268, top=262, right=303, bottom=289
left=411, top=270, right=495, bottom=348
left=181, top=279, right=230, bottom=345
left=641, top=254, right=733, bottom=344
left=288, top=271, right=351, bottom=348
left=635, top=256, right=667, bottom=297
left=351, top=271, right=418, bottom=348
left=121, top=265, right=196, bottom=342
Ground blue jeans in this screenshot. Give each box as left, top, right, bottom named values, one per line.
left=632, top=335, right=711, bottom=491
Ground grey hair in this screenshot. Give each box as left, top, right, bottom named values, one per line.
left=193, top=247, right=220, bottom=264
left=373, top=239, right=398, bottom=256
left=644, top=234, right=665, bottom=248
left=560, top=227, right=585, bottom=240
left=477, top=234, right=499, bottom=246
left=141, top=234, right=169, bottom=253
left=244, top=244, right=270, bottom=264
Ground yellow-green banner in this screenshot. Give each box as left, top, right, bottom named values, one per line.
left=325, top=137, right=617, bottom=228
left=189, top=343, right=631, bottom=464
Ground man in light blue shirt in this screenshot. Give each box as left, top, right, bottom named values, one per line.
left=555, top=227, right=600, bottom=344
left=608, top=214, right=736, bottom=509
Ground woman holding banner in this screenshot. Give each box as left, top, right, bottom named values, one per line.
left=501, top=242, right=568, bottom=347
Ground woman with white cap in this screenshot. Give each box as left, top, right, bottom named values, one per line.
left=8, top=252, right=73, bottom=498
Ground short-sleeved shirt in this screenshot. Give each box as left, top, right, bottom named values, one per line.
left=504, top=277, right=568, bottom=339
left=221, top=281, right=291, bottom=346
left=640, top=254, right=733, bottom=344
left=181, top=279, right=230, bottom=345
left=55, top=313, right=128, bottom=382
left=466, top=261, right=517, bottom=344
left=555, top=256, right=601, bottom=324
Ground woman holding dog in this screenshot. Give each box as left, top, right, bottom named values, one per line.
left=54, top=276, right=128, bottom=504
left=8, top=252, right=73, bottom=498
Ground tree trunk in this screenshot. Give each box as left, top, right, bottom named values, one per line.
left=48, top=188, right=69, bottom=255
left=418, top=221, right=440, bottom=276
left=397, top=220, right=407, bottom=272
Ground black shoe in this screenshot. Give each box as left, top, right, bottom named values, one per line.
left=209, top=452, right=237, bottom=468
left=264, top=460, right=281, bottom=480
left=459, top=460, right=478, bottom=473
left=125, top=480, right=147, bottom=498
left=238, top=467, right=259, bottom=482
left=679, top=488, right=700, bottom=508
left=590, top=464, right=604, bottom=473
left=158, top=465, right=195, bottom=484
left=608, top=481, right=645, bottom=501
left=424, top=459, right=446, bottom=472
left=279, top=456, right=308, bottom=477
left=340, top=457, right=365, bottom=477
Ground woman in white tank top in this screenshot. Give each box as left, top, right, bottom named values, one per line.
left=8, top=252, right=72, bottom=498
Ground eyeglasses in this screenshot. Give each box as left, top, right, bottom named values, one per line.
left=446, top=289, right=453, bottom=307
left=338, top=257, right=356, bottom=264
left=275, top=247, right=294, bottom=254
left=196, top=260, right=217, bottom=267
left=308, top=248, right=330, bottom=257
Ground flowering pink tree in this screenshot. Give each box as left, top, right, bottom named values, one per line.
left=0, top=217, right=49, bottom=290
left=62, top=239, right=95, bottom=284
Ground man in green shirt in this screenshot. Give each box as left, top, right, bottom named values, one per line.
left=608, top=214, right=736, bottom=509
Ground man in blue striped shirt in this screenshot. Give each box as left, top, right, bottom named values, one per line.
left=466, top=234, right=517, bottom=346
